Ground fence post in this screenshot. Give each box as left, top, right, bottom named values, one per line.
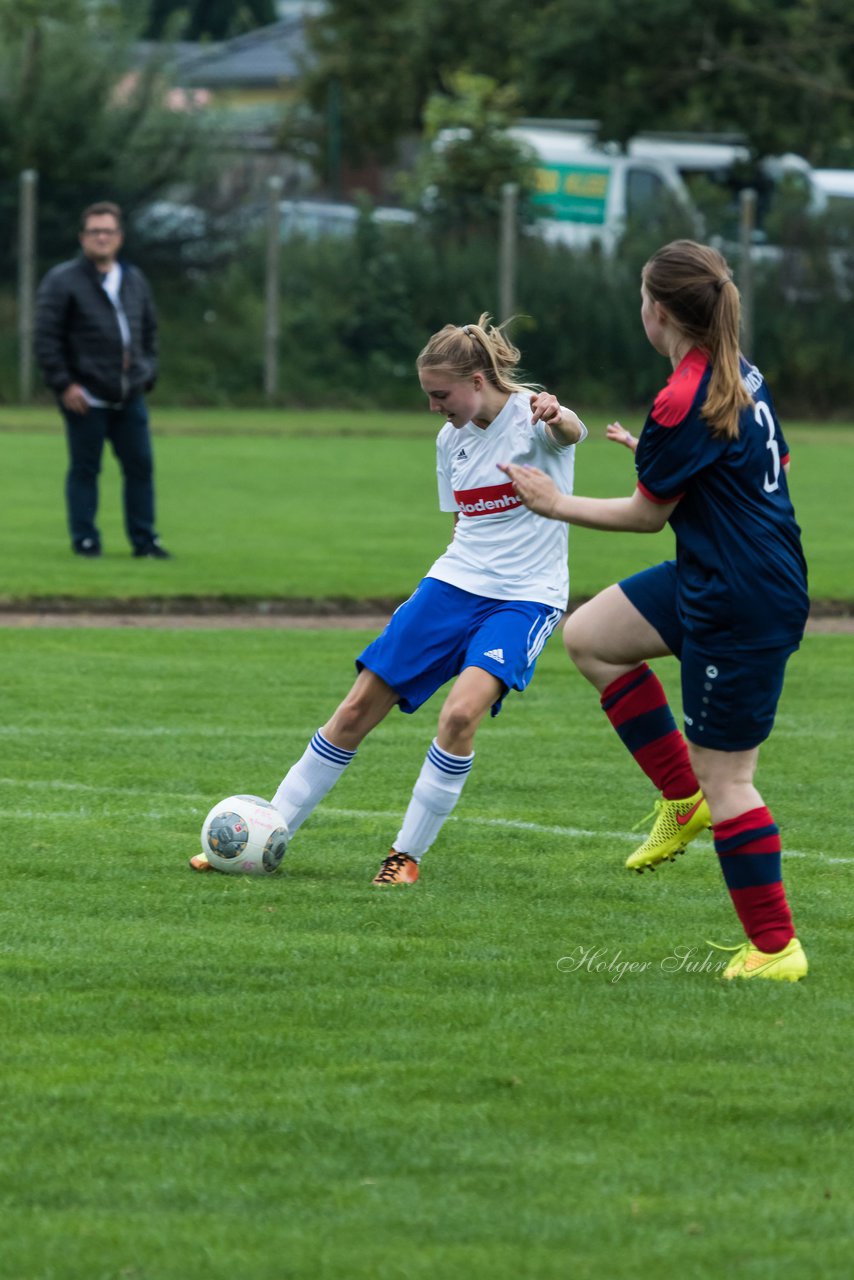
left=499, top=182, right=518, bottom=322
left=738, top=187, right=757, bottom=359
left=264, top=173, right=283, bottom=402
left=326, top=77, right=342, bottom=201
left=18, top=169, right=38, bottom=403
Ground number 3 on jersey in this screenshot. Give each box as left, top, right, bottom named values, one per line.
left=756, top=401, right=781, bottom=493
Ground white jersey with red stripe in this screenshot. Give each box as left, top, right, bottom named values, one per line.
left=426, top=390, right=586, bottom=609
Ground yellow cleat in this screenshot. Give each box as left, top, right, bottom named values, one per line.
left=372, top=851, right=419, bottom=886
left=625, top=788, right=711, bottom=872
left=710, top=936, right=808, bottom=982
left=188, top=853, right=215, bottom=872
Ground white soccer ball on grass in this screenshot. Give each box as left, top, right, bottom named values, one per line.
left=200, top=795, right=289, bottom=875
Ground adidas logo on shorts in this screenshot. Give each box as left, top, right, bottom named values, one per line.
left=484, top=647, right=505, bottom=664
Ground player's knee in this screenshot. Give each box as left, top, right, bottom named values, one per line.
left=437, top=699, right=479, bottom=742
left=688, top=746, right=757, bottom=810
left=326, top=671, right=396, bottom=745
left=328, top=690, right=374, bottom=740
left=563, top=611, right=594, bottom=666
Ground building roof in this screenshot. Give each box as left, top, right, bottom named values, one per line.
left=158, top=18, right=312, bottom=90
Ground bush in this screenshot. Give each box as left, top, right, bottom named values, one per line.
left=5, top=207, right=853, bottom=416
left=146, top=219, right=670, bottom=410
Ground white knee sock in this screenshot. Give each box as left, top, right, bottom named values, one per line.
left=393, top=739, right=474, bottom=861
left=271, top=730, right=356, bottom=836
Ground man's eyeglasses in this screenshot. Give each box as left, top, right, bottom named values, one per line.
left=82, top=227, right=120, bottom=237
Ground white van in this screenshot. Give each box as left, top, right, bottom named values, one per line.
left=431, top=124, right=698, bottom=251
left=626, top=135, right=829, bottom=230
left=810, top=169, right=854, bottom=208
left=509, top=126, right=697, bottom=251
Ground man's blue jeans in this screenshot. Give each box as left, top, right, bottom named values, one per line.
left=61, top=395, right=157, bottom=550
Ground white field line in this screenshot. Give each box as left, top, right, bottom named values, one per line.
left=0, top=725, right=288, bottom=738
left=0, top=780, right=850, bottom=864
left=0, top=723, right=842, bottom=740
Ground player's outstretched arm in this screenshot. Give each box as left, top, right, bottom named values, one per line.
left=498, top=462, right=676, bottom=533
left=498, top=462, right=563, bottom=518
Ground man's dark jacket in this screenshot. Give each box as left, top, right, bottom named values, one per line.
left=35, top=254, right=158, bottom=405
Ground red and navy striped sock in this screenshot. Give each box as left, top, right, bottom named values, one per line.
left=600, top=664, right=699, bottom=799
left=714, top=806, right=794, bottom=953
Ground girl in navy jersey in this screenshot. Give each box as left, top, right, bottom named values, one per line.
left=501, top=240, right=809, bottom=982
left=192, top=315, right=586, bottom=883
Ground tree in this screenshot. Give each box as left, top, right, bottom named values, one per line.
left=0, top=0, right=212, bottom=274
left=517, top=0, right=854, bottom=164
left=299, top=0, right=522, bottom=166
left=298, top=0, right=854, bottom=170
left=406, top=72, right=536, bottom=237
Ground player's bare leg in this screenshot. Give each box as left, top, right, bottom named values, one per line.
left=564, top=585, right=671, bottom=691
left=687, top=742, right=762, bottom=824
left=435, top=665, right=503, bottom=755
left=269, top=668, right=398, bottom=836
left=321, top=669, right=401, bottom=750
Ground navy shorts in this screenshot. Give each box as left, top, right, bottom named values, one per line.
left=357, top=577, right=563, bottom=716
left=619, top=561, right=799, bottom=751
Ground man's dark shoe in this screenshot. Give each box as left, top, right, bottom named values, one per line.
left=133, top=539, right=172, bottom=559
left=73, top=538, right=101, bottom=557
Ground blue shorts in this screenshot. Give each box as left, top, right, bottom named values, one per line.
left=620, top=561, right=684, bottom=658
left=357, top=577, right=563, bottom=716
left=619, top=561, right=799, bottom=751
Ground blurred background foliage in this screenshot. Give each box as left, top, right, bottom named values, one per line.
left=0, top=0, right=852, bottom=412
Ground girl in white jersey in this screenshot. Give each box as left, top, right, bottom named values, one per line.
left=191, top=315, right=586, bottom=883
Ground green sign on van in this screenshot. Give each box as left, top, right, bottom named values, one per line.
left=530, top=163, right=610, bottom=224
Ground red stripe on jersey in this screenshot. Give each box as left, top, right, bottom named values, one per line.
left=454, top=482, right=522, bottom=517
left=780, top=452, right=790, bottom=468
left=637, top=480, right=683, bottom=505
left=651, top=348, right=708, bottom=427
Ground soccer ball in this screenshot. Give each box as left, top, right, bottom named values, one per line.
left=200, top=795, right=289, bottom=875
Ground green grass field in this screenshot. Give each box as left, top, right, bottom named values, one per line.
left=1, top=626, right=852, bottom=1279
left=0, top=408, right=851, bottom=603
left=1, top=405, right=852, bottom=1278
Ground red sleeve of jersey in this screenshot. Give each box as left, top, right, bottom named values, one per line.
left=651, top=349, right=709, bottom=428
left=637, top=480, right=683, bottom=506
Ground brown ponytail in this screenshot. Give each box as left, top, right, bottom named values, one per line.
left=643, top=240, right=752, bottom=439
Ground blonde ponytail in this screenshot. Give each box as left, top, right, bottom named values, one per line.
left=417, top=313, right=535, bottom=394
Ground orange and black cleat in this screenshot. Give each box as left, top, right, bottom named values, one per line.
left=371, top=851, right=419, bottom=886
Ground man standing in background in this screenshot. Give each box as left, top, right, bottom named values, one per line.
left=35, top=201, right=170, bottom=558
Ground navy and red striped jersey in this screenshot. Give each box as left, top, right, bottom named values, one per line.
left=635, top=348, right=809, bottom=649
